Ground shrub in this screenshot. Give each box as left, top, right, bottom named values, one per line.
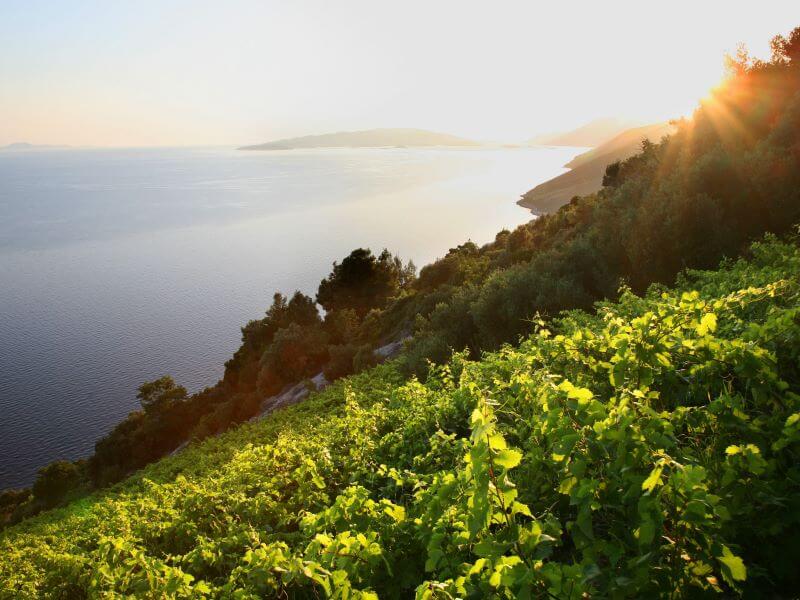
left=31, top=461, right=80, bottom=508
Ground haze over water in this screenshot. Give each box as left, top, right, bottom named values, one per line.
left=0, top=145, right=579, bottom=489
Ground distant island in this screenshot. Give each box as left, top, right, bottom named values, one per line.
left=1, top=142, right=69, bottom=151
left=519, top=121, right=675, bottom=214
left=239, top=128, right=480, bottom=150
left=528, top=117, right=641, bottom=147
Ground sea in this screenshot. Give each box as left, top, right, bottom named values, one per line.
left=0, top=145, right=580, bottom=489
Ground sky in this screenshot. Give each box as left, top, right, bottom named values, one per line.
left=2, top=0, right=800, bottom=147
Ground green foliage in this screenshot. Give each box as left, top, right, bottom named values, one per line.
left=7, top=29, right=800, bottom=597
left=396, top=36, right=800, bottom=375
left=324, top=308, right=362, bottom=345
left=30, top=461, right=82, bottom=509
left=68, top=28, right=800, bottom=492
left=84, top=290, right=324, bottom=488
left=324, top=343, right=377, bottom=381
left=317, top=248, right=413, bottom=316
left=225, top=291, right=322, bottom=389
left=137, top=376, right=188, bottom=413
left=258, top=322, right=328, bottom=387
left=0, top=489, right=30, bottom=521
left=3, top=236, right=800, bottom=598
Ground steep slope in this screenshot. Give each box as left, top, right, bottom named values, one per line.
left=2, top=236, right=799, bottom=597
left=563, top=122, right=675, bottom=170
left=519, top=122, right=674, bottom=213
left=0, top=29, right=800, bottom=597
left=403, top=50, right=800, bottom=374
left=15, top=36, right=799, bottom=503
left=239, top=128, right=480, bottom=150
left=528, top=117, right=639, bottom=147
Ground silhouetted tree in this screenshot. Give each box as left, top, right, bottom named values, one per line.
left=32, top=461, right=80, bottom=507
left=771, top=26, right=800, bottom=64
left=137, top=376, right=187, bottom=413
left=317, top=248, right=411, bottom=315
left=602, top=160, right=622, bottom=188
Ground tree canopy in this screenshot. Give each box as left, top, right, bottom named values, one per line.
left=136, top=376, right=188, bottom=413
left=316, top=248, right=414, bottom=315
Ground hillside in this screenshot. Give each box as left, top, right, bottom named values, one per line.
left=518, top=122, right=674, bottom=213
left=239, top=128, right=480, bottom=151
left=563, top=122, right=675, bottom=170
left=5, top=26, right=800, bottom=520
left=2, top=235, right=800, bottom=597
left=2, top=25, right=800, bottom=598
left=528, top=117, right=639, bottom=147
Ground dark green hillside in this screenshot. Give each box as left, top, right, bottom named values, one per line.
left=2, top=234, right=800, bottom=597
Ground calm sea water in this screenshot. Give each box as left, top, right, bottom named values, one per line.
left=0, top=145, right=578, bottom=489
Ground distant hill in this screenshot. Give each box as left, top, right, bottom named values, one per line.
left=529, top=118, right=640, bottom=147
left=239, top=128, right=480, bottom=150
left=519, top=122, right=675, bottom=214
left=1, top=142, right=69, bottom=151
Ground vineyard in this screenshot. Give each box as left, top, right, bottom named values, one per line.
left=0, top=234, right=798, bottom=597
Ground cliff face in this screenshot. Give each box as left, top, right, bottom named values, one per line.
left=519, top=122, right=674, bottom=214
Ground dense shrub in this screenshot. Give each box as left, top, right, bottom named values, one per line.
left=258, top=323, right=329, bottom=388
left=0, top=490, right=30, bottom=527
left=323, top=343, right=361, bottom=380
left=30, top=461, right=81, bottom=508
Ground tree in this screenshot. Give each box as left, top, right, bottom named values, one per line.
left=0, top=488, right=31, bottom=526
left=324, top=308, right=361, bottom=345
left=602, top=160, right=622, bottom=188
left=316, top=248, right=412, bottom=315
left=266, top=291, right=320, bottom=329
left=258, top=323, right=328, bottom=387
left=393, top=255, right=417, bottom=289
left=770, top=26, right=800, bottom=65
left=32, top=461, right=80, bottom=507
left=225, top=291, right=321, bottom=388
left=136, top=376, right=187, bottom=413
left=240, top=291, right=320, bottom=352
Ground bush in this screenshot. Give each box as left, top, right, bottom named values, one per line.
left=259, top=323, right=328, bottom=387
left=323, top=343, right=360, bottom=380
left=0, top=489, right=31, bottom=527
left=31, top=461, right=80, bottom=508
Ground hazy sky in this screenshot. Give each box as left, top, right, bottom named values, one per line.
left=2, top=1, right=799, bottom=147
